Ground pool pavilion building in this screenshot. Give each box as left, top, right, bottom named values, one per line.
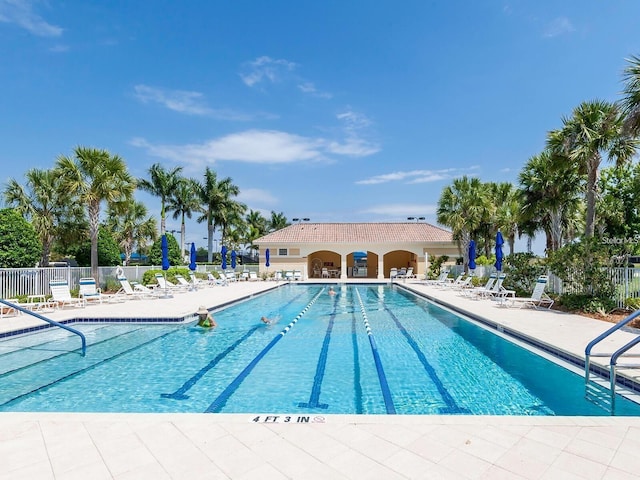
left=254, top=222, right=459, bottom=280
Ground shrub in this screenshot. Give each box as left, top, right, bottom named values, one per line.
left=0, top=209, right=42, bottom=268
left=624, top=297, right=640, bottom=311
left=559, top=294, right=616, bottom=314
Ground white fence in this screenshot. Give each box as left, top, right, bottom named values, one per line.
left=0, top=264, right=261, bottom=299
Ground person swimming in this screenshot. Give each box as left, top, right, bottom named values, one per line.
left=328, top=286, right=336, bottom=295
left=196, top=306, right=217, bottom=328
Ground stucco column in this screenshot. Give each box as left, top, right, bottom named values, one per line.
left=377, top=255, right=384, bottom=280
left=340, top=253, right=347, bottom=279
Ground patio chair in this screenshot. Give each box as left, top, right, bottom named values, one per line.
left=423, top=270, right=450, bottom=285
left=396, top=267, right=415, bottom=281
left=79, top=277, right=111, bottom=304
left=225, top=270, right=237, bottom=282
left=174, top=274, right=194, bottom=290
left=321, top=268, right=330, bottom=278
left=499, top=275, right=554, bottom=309
left=207, top=272, right=227, bottom=286
left=284, top=271, right=294, bottom=281
left=155, top=273, right=188, bottom=292
left=465, top=272, right=498, bottom=298
left=188, top=272, right=205, bottom=289
left=248, top=271, right=259, bottom=281
left=390, top=267, right=398, bottom=279
left=115, top=276, right=157, bottom=300
left=293, top=270, right=302, bottom=281
left=49, top=279, right=85, bottom=308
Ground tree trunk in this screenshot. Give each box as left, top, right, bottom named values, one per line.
left=584, top=156, right=600, bottom=237
left=89, top=201, right=100, bottom=282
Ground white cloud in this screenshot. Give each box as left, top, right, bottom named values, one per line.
left=297, top=81, right=332, bottom=99
left=360, top=203, right=437, bottom=217
left=131, top=125, right=381, bottom=167
left=133, top=84, right=261, bottom=120
left=0, top=0, right=62, bottom=37
left=543, top=17, right=575, bottom=38
left=356, top=168, right=464, bottom=185
left=240, top=56, right=296, bottom=87
left=237, top=188, right=278, bottom=206
left=328, top=108, right=380, bottom=157
left=131, top=130, right=323, bottom=166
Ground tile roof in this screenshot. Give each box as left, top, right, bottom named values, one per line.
left=255, top=222, right=453, bottom=244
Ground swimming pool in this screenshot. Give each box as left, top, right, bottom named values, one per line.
left=1, top=284, right=639, bottom=415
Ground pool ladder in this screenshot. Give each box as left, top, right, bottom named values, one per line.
left=584, top=309, right=640, bottom=414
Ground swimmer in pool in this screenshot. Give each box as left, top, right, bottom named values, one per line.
left=196, top=306, right=217, bottom=328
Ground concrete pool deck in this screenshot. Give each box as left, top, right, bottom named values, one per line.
left=2, top=279, right=640, bottom=479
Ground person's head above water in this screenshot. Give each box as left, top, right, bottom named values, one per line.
left=197, top=306, right=209, bottom=316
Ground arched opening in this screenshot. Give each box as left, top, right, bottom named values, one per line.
left=308, top=250, right=341, bottom=278
left=383, top=250, right=414, bottom=277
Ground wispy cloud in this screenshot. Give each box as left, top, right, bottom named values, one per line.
left=543, top=17, right=575, bottom=38
left=130, top=124, right=379, bottom=167
left=298, top=81, right=332, bottom=99
left=327, top=108, right=380, bottom=156
left=0, top=0, right=62, bottom=37
left=360, top=203, right=437, bottom=217
left=356, top=167, right=473, bottom=185
left=240, top=56, right=296, bottom=87
left=133, top=84, right=264, bottom=121
left=237, top=188, right=279, bottom=206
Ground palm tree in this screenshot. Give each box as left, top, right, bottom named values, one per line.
left=490, top=182, right=521, bottom=255
left=196, top=168, right=245, bottom=262
left=245, top=210, right=268, bottom=256
left=106, top=201, right=157, bottom=265
left=620, top=54, right=640, bottom=137
left=55, top=147, right=135, bottom=280
left=268, top=211, right=289, bottom=232
left=548, top=100, right=638, bottom=237
left=166, top=177, right=201, bottom=260
left=4, top=168, right=75, bottom=266
left=518, top=150, right=583, bottom=252
left=436, top=176, right=488, bottom=272
left=137, top=163, right=183, bottom=236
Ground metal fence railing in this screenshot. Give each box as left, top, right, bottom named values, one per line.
left=0, top=264, right=261, bottom=299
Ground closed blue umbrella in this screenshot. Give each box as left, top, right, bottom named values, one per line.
left=221, top=245, right=227, bottom=270
left=189, top=242, right=197, bottom=271
left=231, top=249, right=237, bottom=269
left=265, top=248, right=270, bottom=267
left=161, top=234, right=170, bottom=271
left=468, top=240, right=476, bottom=271
left=495, top=231, right=505, bottom=272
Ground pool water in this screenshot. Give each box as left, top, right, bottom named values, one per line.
left=1, top=284, right=639, bottom=415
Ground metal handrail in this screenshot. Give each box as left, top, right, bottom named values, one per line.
left=585, top=309, right=640, bottom=385
left=0, top=299, right=86, bottom=356
left=609, top=335, right=640, bottom=413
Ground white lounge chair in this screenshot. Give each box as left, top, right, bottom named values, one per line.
left=225, top=270, right=237, bottom=282
left=293, top=270, right=302, bottom=281
left=115, top=276, right=157, bottom=300
left=248, top=271, right=259, bottom=281
left=499, top=275, right=554, bottom=309
left=284, top=271, right=294, bottom=281
left=396, top=267, right=415, bottom=281
left=49, top=279, right=85, bottom=308
left=174, top=274, right=194, bottom=290
left=155, top=273, right=188, bottom=292
left=390, top=267, right=398, bottom=279
left=467, top=273, right=499, bottom=298
left=424, top=270, right=450, bottom=286
left=321, top=268, right=330, bottom=278
left=79, top=277, right=111, bottom=304
left=207, top=272, right=227, bottom=286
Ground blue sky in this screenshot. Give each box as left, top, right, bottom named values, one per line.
left=1, top=1, right=639, bottom=253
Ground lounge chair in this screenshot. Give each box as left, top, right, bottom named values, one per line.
left=155, top=273, right=188, bottom=292
left=115, top=276, right=157, bottom=300
left=207, top=272, right=227, bottom=286
left=321, top=268, right=330, bottom=278
left=79, top=277, right=111, bottom=304
left=390, top=267, right=398, bottom=279
left=423, top=270, right=450, bottom=286
left=174, top=274, right=194, bottom=290
left=49, top=279, right=85, bottom=308
left=225, top=270, right=237, bottom=282
left=188, top=272, right=205, bottom=289
left=274, top=271, right=283, bottom=281
left=438, top=274, right=463, bottom=288
left=293, top=270, right=302, bottom=281
left=466, top=273, right=498, bottom=298
left=248, top=271, right=259, bottom=281
left=396, top=267, right=415, bottom=281
left=284, top=271, right=294, bottom=281
left=498, top=275, right=554, bottom=309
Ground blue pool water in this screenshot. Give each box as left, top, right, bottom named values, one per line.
left=1, top=284, right=639, bottom=415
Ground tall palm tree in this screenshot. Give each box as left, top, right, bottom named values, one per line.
left=196, top=168, right=245, bottom=262
left=4, top=168, right=75, bottom=266
left=548, top=100, right=638, bottom=237
left=620, top=54, right=640, bottom=137
left=55, top=147, right=135, bottom=280
left=490, top=182, right=521, bottom=255
left=137, top=163, right=183, bottom=236
left=268, top=211, right=289, bottom=232
left=436, top=176, right=488, bottom=272
left=518, top=150, right=583, bottom=252
left=106, top=201, right=157, bottom=265
left=166, top=177, right=201, bottom=260
left=245, top=210, right=268, bottom=255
